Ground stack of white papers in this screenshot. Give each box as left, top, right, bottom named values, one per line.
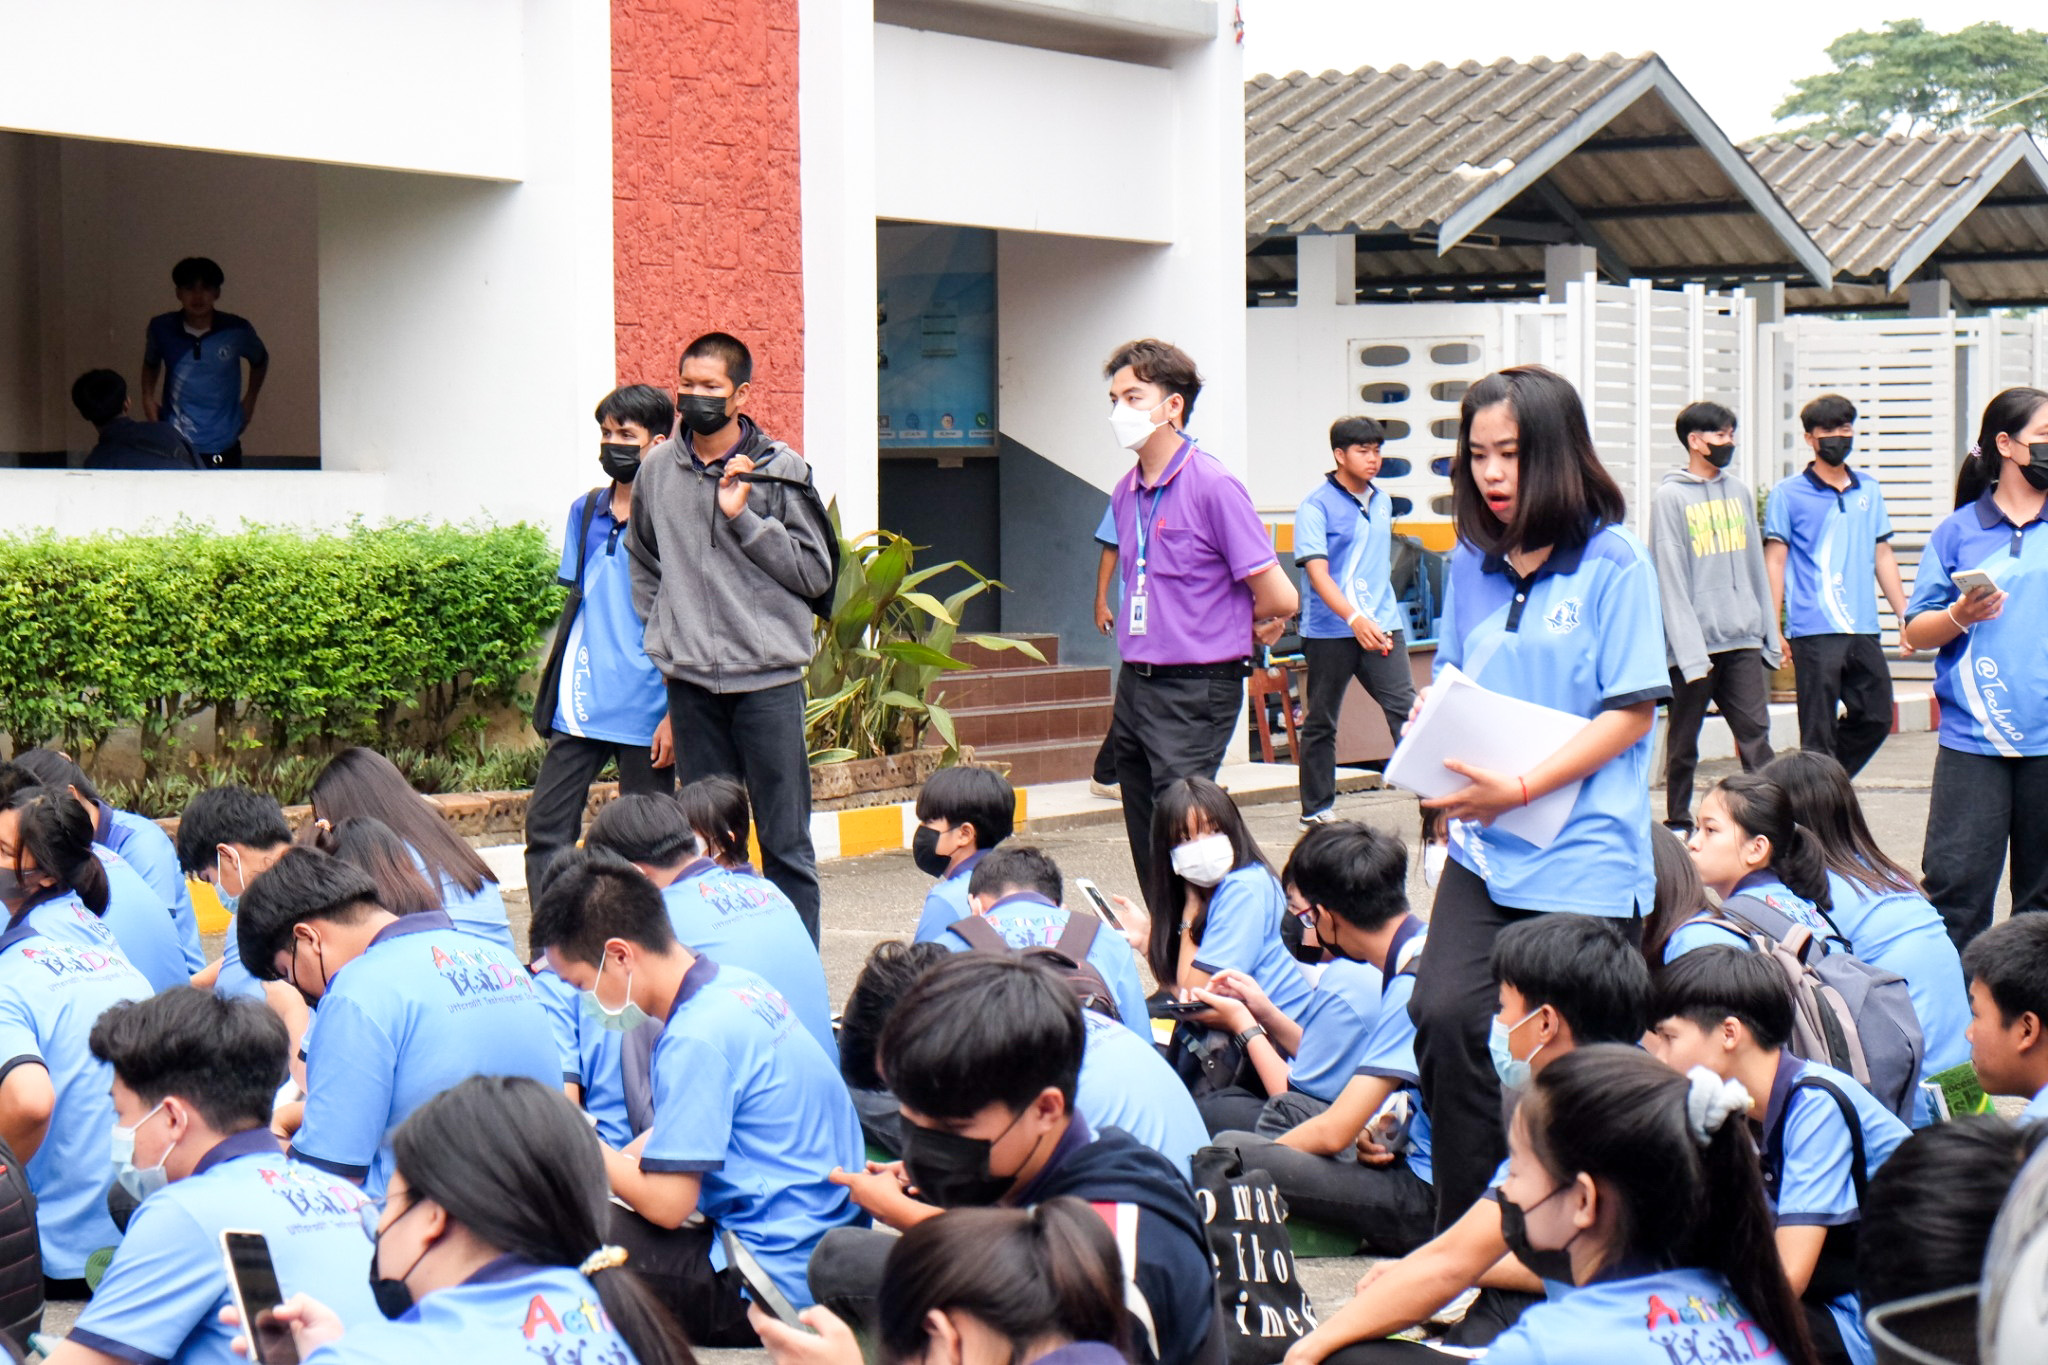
left=1383, top=665, right=1590, bottom=848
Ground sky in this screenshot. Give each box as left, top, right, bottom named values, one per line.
left=1237, top=2, right=2021, bottom=142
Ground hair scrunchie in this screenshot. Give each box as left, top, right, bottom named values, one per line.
left=1684, top=1067, right=1752, bottom=1147
left=1970, top=442, right=1984, bottom=458
left=580, top=1245, right=629, bottom=1275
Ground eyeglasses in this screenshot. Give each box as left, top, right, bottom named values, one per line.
left=358, top=1193, right=413, bottom=1242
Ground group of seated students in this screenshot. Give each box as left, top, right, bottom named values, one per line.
left=0, top=735, right=2046, bottom=1365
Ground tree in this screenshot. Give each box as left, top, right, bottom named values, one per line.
left=1774, top=19, right=2048, bottom=138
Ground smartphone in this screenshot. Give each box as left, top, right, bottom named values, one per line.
left=1148, top=998, right=1210, bottom=1019
left=1952, top=568, right=2001, bottom=597
left=722, top=1228, right=804, bottom=1328
left=1367, top=1091, right=1415, bottom=1155
left=1073, top=878, right=1122, bottom=929
left=221, top=1230, right=299, bottom=1365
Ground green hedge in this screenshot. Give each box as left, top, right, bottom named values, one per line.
left=0, top=523, right=564, bottom=766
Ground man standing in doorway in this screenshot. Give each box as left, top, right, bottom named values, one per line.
left=627, top=332, right=834, bottom=942
left=140, top=256, right=268, bottom=469
left=1100, top=338, right=1299, bottom=900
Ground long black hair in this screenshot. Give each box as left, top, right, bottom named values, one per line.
left=876, top=1196, right=1127, bottom=1365
left=676, top=777, right=748, bottom=866
left=391, top=1076, right=692, bottom=1365
left=1955, top=386, right=2048, bottom=508
left=299, top=815, right=442, bottom=916
left=1762, top=752, right=1918, bottom=898
left=1520, top=1046, right=1817, bottom=1365
left=1451, top=365, right=1627, bottom=557
left=309, top=748, right=494, bottom=896
left=2, top=787, right=109, bottom=918
left=1144, top=777, right=1270, bottom=984
left=1705, top=772, right=1831, bottom=911
left=1642, top=827, right=1713, bottom=968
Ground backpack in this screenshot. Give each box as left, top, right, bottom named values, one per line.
left=948, top=913, right=1122, bottom=1022
left=1694, top=894, right=1926, bottom=1126
left=1190, top=1144, right=1315, bottom=1365
left=0, top=1135, right=40, bottom=1353
left=725, top=451, right=843, bottom=621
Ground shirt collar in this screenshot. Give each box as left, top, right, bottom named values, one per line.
left=945, top=849, right=988, bottom=884
left=1324, top=469, right=1377, bottom=509
left=461, top=1253, right=542, bottom=1288
left=1758, top=1050, right=1804, bottom=1137
left=1012, top=1113, right=1093, bottom=1207
left=987, top=890, right=1058, bottom=915
left=674, top=857, right=720, bottom=885
left=1975, top=489, right=2048, bottom=530
left=1479, top=533, right=1591, bottom=583
left=94, top=800, right=118, bottom=845
left=1381, top=914, right=1425, bottom=987
left=1129, top=437, right=1195, bottom=492
left=193, top=1127, right=285, bottom=1177
left=666, top=953, right=721, bottom=1023
left=368, top=910, right=454, bottom=946
left=1731, top=870, right=1783, bottom=898
left=1801, top=463, right=1860, bottom=494
left=683, top=414, right=760, bottom=470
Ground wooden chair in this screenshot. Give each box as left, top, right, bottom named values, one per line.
left=1248, top=656, right=1304, bottom=764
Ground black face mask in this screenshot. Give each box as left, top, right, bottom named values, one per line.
left=901, top=1120, right=1019, bottom=1209
left=911, top=825, right=952, bottom=879
left=599, top=442, right=642, bottom=482
left=2018, top=442, right=2048, bottom=492
left=367, top=1204, right=430, bottom=1320
left=1498, top=1185, right=1576, bottom=1284
left=1703, top=442, right=1735, bottom=470
left=1282, top=908, right=1322, bottom=965
left=1814, top=435, right=1853, bottom=466
left=678, top=394, right=732, bottom=437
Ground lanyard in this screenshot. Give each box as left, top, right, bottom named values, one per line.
left=1130, top=441, right=1193, bottom=585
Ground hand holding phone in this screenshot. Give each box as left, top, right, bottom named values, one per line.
left=221, top=1230, right=300, bottom=1365
left=723, top=1228, right=808, bottom=1330
left=1073, top=878, right=1122, bottom=929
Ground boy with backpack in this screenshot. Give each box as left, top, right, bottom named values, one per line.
left=1959, top=914, right=2048, bottom=1123
left=909, top=766, right=1015, bottom=940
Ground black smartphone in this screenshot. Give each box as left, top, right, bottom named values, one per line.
left=1073, top=878, right=1122, bottom=929
left=722, top=1228, right=805, bottom=1328
left=1148, top=998, right=1209, bottom=1019
left=221, top=1229, right=299, bottom=1365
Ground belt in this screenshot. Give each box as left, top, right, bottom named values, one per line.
left=1126, top=659, right=1250, bottom=680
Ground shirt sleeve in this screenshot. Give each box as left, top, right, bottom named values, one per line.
left=1763, top=483, right=1791, bottom=545
left=529, top=968, right=584, bottom=1081
left=1188, top=878, right=1269, bottom=976
left=1662, top=919, right=1751, bottom=964
left=558, top=499, right=584, bottom=585
left=143, top=319, right=164, bottom=368
left=1594, top=542, right=1672, bottom=710
left=1293, top=493, right=1330, bottom=565
left=70, top=1197, right=223, bottom=1365
left=0, top=992, right=43, bottom=1078
left=1774, top=1088, right=1862, bottom=1227
left=1353, top=977, right=1419, bottom=1084
left=1873, top=482, right=1894, bottom=542
left=1203, top=473, right=1281, bottom=582
left=242, top=324, right=270, bottom=368
left=1906, top=522, right=1959, bottom=618
left=640, top=1032, right=736, bottom=1173
left=1094, top=503, right=1118, bottom=547
left=292, top=995, right=396, bottom=1178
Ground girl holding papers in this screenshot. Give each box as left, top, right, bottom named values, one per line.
left=1404, top=365, right=1671, bottom=1233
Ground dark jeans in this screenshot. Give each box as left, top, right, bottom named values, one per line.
left=666, top=678, right=821, bottom=943
left=1209, top=1132, right=1435, bottom=1256
left=1789, top=633, right=1893, bottom=776
left=1301, top=633, right=1415, bottom=816
left=523, top=733, right=674, bottom=894
left=1195, top=1086, right=1329, bottom=1139
left=807, top=1226, right=897, bottom=1336
left=1111, top=669, right=1243, bottom=906
left=1922, top=745, right=2048, bottom=949
left=606, top=1204, right=759, bottom=1347
left=1664, top=648, right=1774, bottom=827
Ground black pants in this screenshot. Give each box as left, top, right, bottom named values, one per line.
left=1300, top=633, right=1415, bottom=816
left=1093, top=733, right=1118, bottom=786
left=666, top=678, right=821, bottom=943
left=523, top=733, right=674, bottom=894
left=1195, top=1087, right=1329, bottom=1139
left=1209, top=1132, right=1435, bottom=1256
left=606, top=1205, right=759, bottom=1347
left=1922, top=745, right=2048, bottom=949
left=1111, top=669, right=1243, bottom=905
left=807, top=1226, right=896, bottom=1336
left=1789, top=633, right=1893, bottom=776
left=198, top=440, right=243, bottom=469
left=1663, top=648, right=1774, bottom=827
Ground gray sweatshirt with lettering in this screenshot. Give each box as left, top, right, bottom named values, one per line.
left=1649, top=467, right=1784, bottom=681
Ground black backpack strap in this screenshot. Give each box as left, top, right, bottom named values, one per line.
left=950, top=916, right=1011, bottom=955
left=1052, top=911, right=1100, bottom=962
left=570, top=486, right=605, bottom=588
left=1794, top=1074, right=1869, bottom=1204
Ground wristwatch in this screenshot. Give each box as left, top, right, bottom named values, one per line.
left=1235, top=1024, right=1268, bottom=1047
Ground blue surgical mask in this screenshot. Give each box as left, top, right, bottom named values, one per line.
left=112, top=1099, right=177, bottom=1201
left=581, top=958, right=651, bottom=1033
left=215, top=846, right=245, bottom=916
left=1488, top=1010, right=1544, bottom=1091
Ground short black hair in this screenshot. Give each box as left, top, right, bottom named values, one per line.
left=71, top=369, right=128, bottom=427
left=1801, top=393, right=1856, bottom=432
left=529, top=847, right=678, bottom=966
left=10, top=747, right=100, bottom=805
left=176, top=785, right=292, bottom=875
left=1654, top=945, right=1793, bottom=1052
left=585, top=795, right=697, bottom=868
left=676, top=776, right=750, bottom=863
left=680, top=332, right=753, bottom=387
left=913, top=766, right=1015, bottom=849
left=171, top=256, right=225, bottom=291
left=1285, top=821, right=1408, bottom=932
left=1329, top=416, right=1385, bottom=450
left=235, top=848, right=383, bottom=980
left=1859, top=1116, right=2048, bottom=1308
left=840, top=940, right=953, bottom=1091
left=89, top=990, right=289, bottom=1132
left=0, top=763, right=34, bottom=806
left=1675, top=401, right=1736, bottom=445
left=1962, top=914, right=2048, bottom=1028
left=594, top=384, right=674, bottom=438
left=881, top=956, right=1084, bottom=1116
left=1103, top=338, right=1202, bottom=424
left=1490, top=914, right=1650, bottom=1045
left=966, top=846, right=1061, bottom=904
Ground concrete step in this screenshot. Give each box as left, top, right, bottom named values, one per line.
left=952, top=633, right=1061, bottom=671
left=950, top=698, right=1114, bottom=749
left=935, top=663, right=1112, bottom=710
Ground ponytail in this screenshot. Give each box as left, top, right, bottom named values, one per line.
left=4, top=788, right=109, bottom=918
left=1691, top=1096, right=1816, bottom=1365
left=1710, top=773, right=1831, bottom=911
left=1956, top=387, right=2048, bottom=508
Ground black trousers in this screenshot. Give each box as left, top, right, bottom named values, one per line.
left=1663, top=648, right=1774, bottom=827
left=807, top=1226, right=897, bottom=1336
left=1320, top=1288, right=1541, bottom=1364
left=1922, top=745, right=2048, bottom=950
left=1093, top=733, right=1118, bottom=786
left=1111, top=669, right=1243, bottom=905
left=1789, top=633, right=1893, bottom=777
left=666, top=678, right=821, bottom=943
left=1194, top=1086, right=1329, bottom=1139
left=198, top=440, right=244, bottom=469
left=1300, top=633, right=1415, bottom=816
left=605, top=1205, right=759, bottom=1347
left=523, top=733, right=673, bottom=894
left=1208, top=1132, right=1435, bottom=1256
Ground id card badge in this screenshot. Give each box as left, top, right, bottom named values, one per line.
left=1128, top=592, right=1149, bottom=636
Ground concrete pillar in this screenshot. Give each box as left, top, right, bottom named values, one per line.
left=1543, top=244, right=1598, bottom=302
left=1908, top=278, right=1953, bottom=317
left=1296, top=233, right=1356, bottom=310
left=1740, top=281, right=1785, bottom=325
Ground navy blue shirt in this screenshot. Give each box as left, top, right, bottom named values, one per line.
left=84, top=417, right=198, bottom=471
left=144, top=311, right=267, bottom=454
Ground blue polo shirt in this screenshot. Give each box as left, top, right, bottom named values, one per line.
left=290, top=913, right=559, bottom=1197
left=1663, top=872, right=1834, bottom=962
left=529, top=964, right=631, bottom=1147
left=144, top=311, right=267, bottom=455
left=1824, top=871, right=1972, bottom=1091
left=1352, top=919, right=1431, bottom=1185
left=1077, top=1008, right=1208, bottom=1182
left=911, top=850, right=986, bottom=941
left=1294, top=473, right=1400, bottom=637
left=1435, top=526, right=1669, bottom=915
left=0, top=917, right=152, bottom=1276
left=553, top=491, right=668, bottom=746
left=96, top=802, right=203, bottom=971
left=2024, top=1084, right=2048, bottom=1124
left=303, top=1257, right=636, bottom=1365
left=404, top=846, right=514, bottom=954
left=1483, top=1265, right=1779, bottom=1365
left=1765, top=465, right=1894, bottom=638
left=214, top=924, right=265, bottom=1003
left=96, top=846, right=192, bottom=991
left=71, top=1129, right=382, bottom=1365
left=1190, top=864, right=1314, bottom=1022
left=938, top=890, right=1151, bottom=1038
left=1287, top=958, right=1383, bottom=1102
left=1906, top=490, right=2048, bottom=756
left=640, top=957, right=864, bottom=1309
left=663, top=859, right=836, bottom=1058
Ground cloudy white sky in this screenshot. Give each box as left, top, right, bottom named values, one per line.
left=1237, top=2, right=2023, bottom=142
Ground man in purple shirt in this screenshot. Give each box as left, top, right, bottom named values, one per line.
left=1101, top=339, right=1299, bottom=899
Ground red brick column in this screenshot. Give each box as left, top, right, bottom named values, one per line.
left=612, top=0, right=804, bottom=438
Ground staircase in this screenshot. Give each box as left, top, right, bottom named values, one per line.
left=939, top=634, right=1112, bottom=786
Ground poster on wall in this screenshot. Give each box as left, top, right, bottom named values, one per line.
left=878, top=223, right=995, bottom=449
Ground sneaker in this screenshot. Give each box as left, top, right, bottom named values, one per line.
left=1300, top=808, right=1337, bottom=829
left=1089, top=779, right=1122, bottom=802
left=1423, top=842, right=1448, bottom=888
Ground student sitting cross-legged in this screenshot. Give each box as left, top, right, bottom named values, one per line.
left=909, top=766, right=1015, bottom=941
left=530, top=848, right=863, bottom=1347
left=1960, top=913, right=2048, bottom=1123
left=49, top=991, right=380, bottom=1365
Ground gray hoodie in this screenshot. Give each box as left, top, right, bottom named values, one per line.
left=1649, top=466, right=1784, bottom=681
left=626, top=415, right=835, bottom=693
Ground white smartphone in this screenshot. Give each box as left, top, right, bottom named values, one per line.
left=722, top=1228, right=805, bottom=1328
left=1072, top=878, right=1123, bottom=930
left=1952, top=567, right=2001, bottom=597
left=221, top=1229, right=299, bottom=1365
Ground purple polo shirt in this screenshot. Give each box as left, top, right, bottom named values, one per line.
left=1109, top=441, right=1278, bottom=665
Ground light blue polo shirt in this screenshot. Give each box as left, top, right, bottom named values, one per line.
left=1663, top=872, right=1834, bottom=962
left=303, top=1257, right=635, bottom=1365
left=1824, top=871, right=1972, bottom=1088
left=1352, top=919, right=1431, bottom=1186
left=1483, top=1266, right=1779, bottom=1365
left=529, top=964, right=631, bottom=1148
left=664, top=859, right=836, bottom=1058
left=641, top=957, right=864, bottom=1309
left=1435, top=526, right=1668, bottom=915
left=94, top=846, right=191, bottom=992
left=938, top=890, right=1151, bottom=1038
left=1287, top=957, right=1384, bottom=1102
left=213, top=924, right=265, bottom=1003
left=71, top=1129, right=383, bottom=1365
left=291, top=913, right=559, bottom=1197
left=1190, top=864, right=1314, bottom=1021
left=1765, top=465, right=1894, bottom=638
left=1077, top=1008, right=1208, bottom=1182
left=553, top=491, right=668, bottom=746
left=1294, top=472, right=1400, bottom=638
left=0, top=917, right=152, bottom=1276
left=96, top=802, right=204, bottom=971
left=911, top=850, right=986, bottom=941
left=2024, top=1084, right=2048, bottom=1124
left=405, top=846, right=515, bottom=954
left=1906, top=490, right=2048, bottom=756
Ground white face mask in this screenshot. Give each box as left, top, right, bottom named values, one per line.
left=112, top=1099, right=176, bottom=1202
left=1171, top=833, right=1235, bottom=888
left=1109, top=397, right=1173, bottom=451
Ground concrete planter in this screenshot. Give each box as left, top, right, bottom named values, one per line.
left=810, top=748, right=950, bottom=812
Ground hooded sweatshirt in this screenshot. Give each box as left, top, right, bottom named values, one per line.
left=1649, top=466, right=1783, bottom=681
left=626, top=415, right=836, bottom=693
